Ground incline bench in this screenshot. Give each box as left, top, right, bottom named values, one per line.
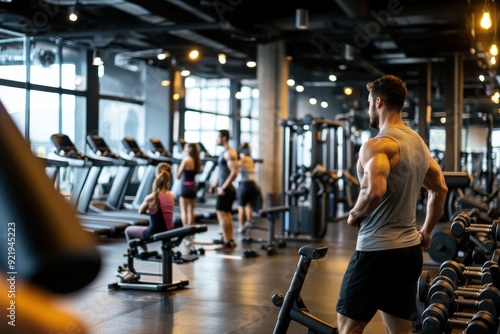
left=108, top=224, right=207, bottom=291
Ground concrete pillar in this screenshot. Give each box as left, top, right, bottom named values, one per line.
left=444, top=55, right=463, bottom=172
left=257, top=41, right=288, bottom=203
left=417, top=62, right=431, bottom=146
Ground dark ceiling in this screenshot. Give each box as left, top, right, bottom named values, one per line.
left=1, top=0, right=500, bottom=125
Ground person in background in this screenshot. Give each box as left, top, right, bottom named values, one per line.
left=236, top=142, right=258, bottom=234
left=177, top=142, right=202, bottom=244
left=124, top=162, right=175, bottom=253
left=209, top=129, right=239, bottom=248
left=336, top=75, right=448, bottom=333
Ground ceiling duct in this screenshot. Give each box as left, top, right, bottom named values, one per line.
left=114, top=48, right=164, bottom=72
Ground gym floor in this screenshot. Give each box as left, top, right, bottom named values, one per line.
left=61, top=205, right=440, bottom=334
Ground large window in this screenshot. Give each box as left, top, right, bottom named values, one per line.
left=184, top=76, right=231, bottom=155
left=239, top=85, right=260, bottom=157
left=99, top=100, right=145, bottom=153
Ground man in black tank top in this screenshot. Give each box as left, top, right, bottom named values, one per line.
left=209, top=130, right=239, bottom=248
left=336, top=75, right=448, bottom=334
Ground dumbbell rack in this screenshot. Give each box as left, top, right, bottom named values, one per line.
left=415, top=263, right=500, bottom=333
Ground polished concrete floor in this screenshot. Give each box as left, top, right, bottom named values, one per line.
left=54, top=203, right=444, bottom=334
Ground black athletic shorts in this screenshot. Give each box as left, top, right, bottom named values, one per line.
left=216, top=186, right=236, bottom=212
left=237, top=180, right=258, bottom=206
left=180, top=181, right=197, bottom=199
left=336, top=244, right=423, bottom=322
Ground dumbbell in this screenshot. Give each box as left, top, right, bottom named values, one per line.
left=440, top=259, right=497, bottom=285
left=428, top=279, right=500, bottom=314
left=417, top=271, right=488, bottom=306
left=429, top=288, right=497, bottom=317
left=451, top=219, right=500, bottom=244
left=422, top=302, right=498, bottom=334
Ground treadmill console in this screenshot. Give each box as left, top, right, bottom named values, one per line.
left=149, top=138, right=172, bottom=157
left=87, top=135, right=121, bottom=160
left=50, top=134, right=86, bottom=160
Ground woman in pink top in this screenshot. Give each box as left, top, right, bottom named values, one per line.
left=124, top=162, right=174, bottom=252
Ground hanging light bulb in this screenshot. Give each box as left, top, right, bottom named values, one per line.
left=481, top=11, right=492, bottom=29
left=490, top=43, right=499, bottom=56
left=218, top=53, right=226, bottom=64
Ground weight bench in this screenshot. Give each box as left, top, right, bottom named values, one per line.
left=241, top=206, right=290, bottom=255
left=108, top=224, right=208, bottom=291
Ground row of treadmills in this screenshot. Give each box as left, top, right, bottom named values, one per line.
left=42, top=134, right=219, bottom=237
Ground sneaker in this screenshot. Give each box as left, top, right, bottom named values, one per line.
left=184, top=235, right=193, bottom=246
left=222, top=240, right=237, bottom=249
left=238, top=221, right=253, bottom=234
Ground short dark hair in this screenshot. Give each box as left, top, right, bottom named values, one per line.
left=366, top=75, right=407, bottom=111
left=219, top=129, right=230, bottom=140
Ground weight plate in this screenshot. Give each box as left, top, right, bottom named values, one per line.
left=417, top=271, right=430, bottom=304
left=428, top=229, right=459, bottom=264
left=491, top=249, right=500, bottom=263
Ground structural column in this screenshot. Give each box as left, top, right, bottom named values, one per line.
left=444, top=55, right=463, bottom=172
left=257, top=40, right=288, bottom=203
left=417, top=62, right=431, bottom=146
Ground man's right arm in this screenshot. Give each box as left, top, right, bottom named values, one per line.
left=419, top=156, right=448, bottom=250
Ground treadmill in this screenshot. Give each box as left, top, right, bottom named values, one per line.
left=83, top=134, right=158, bottom=222
left=48, top=134, right=146, bottom=236
left=40, top=156, right=112, bottom=237
left=121, top=136, right=179, bottom=211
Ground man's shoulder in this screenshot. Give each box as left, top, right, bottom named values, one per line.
left=225, top=148, right=238, bottom=159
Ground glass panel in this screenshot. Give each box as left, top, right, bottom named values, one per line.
left=184, top=130, right=200, bottom=144
left=251, top=119, right=259, bottom=132
left=100, top=51, right=146, bottom=100
left=241, top=98, right=251, bottom=117
left=217, top=98, right=229, bottom=115
left=0, top=86, right=26, bottom=134
left=30, top=40, right=60, bottom=88
left=185, top=87, right=200, bottom=110
left=61, top=46, right=87, bottom=91
left=241, top=117, right=250, bottom=132
left=251, top=88, right=259, bottom=117
left=99, top=100, right=145, bottom=153
left=218, top=86, right=230, bottom=99
left=216, top=115, right=230, bottom=130
left=185, top=110, right=200, bottom=130
left=62, top=94, right=86, bottom=151
left=200, top=113, right=216, bottom=130
left=29, top=91, right=59, bottom=157
left=0, top=35, right=26, bottom=82
left=200, top=131, right=217, bottom=155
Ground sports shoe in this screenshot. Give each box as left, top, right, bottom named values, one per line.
left=184, top=235, right=193, bottom=246
left=222, top=240, right=237, bottom=249
left=238, top=221, right=253, bottom=234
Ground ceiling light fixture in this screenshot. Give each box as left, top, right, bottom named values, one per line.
left=481, top=11, right=492, bottom=29
left=295, top=85, right=304, bottom=92
left=68, top=0, right=79, bottom=22
left=481, top=1, right=493, bottom=29
left=246, top=60, right=256, bottom=68
left=218, top=53, right=226, bottom=64
left=295, top=9, right=309, bottom=30
left=157, top=51, right=169, bottom=60
left=287, top=78, right=295, bottom=86
left=188, top=49, right=199, bottom=60
left=309, top=97, right=317, bottom=105
left=92, top=50, right=103, bottom=66
left=491, top=43, right=499, bottom=56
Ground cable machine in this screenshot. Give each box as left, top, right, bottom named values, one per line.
left=280, top=114, right=344, bottom=240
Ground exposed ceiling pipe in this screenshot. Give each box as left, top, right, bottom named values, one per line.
left=40, top=22, right=228, bottom=38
